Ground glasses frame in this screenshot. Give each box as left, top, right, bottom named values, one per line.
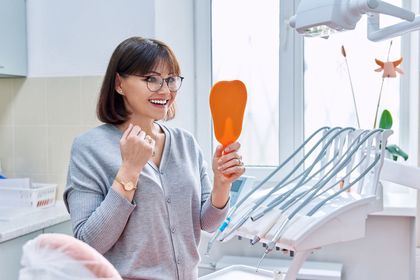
left=128, top=74, right=184, bottom=92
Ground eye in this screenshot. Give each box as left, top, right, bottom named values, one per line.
left=167, top=77, right=176, bottom=83
left=146, top=76, right=160, bottom=83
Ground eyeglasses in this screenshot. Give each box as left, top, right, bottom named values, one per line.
left=133, top=74, right=184, bottom=92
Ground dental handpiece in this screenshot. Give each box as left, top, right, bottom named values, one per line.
left=205, top=216, right=231, bottom=255
left=251, top=187, right=315, bottom=245
left=218, top=207, right=255, bottom=242
left=251, top=209, right=286, bottom=245
left=256, top=217, right=290, bottom=271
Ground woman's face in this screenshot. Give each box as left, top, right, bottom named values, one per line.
left=117, top=63, right=177, bottom=121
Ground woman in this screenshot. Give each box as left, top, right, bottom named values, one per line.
left=64, top=37, right=245, bottom=280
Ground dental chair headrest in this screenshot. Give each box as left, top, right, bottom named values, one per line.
left=19, top=233, right=122, bottom=280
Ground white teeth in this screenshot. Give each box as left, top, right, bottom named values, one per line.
left=150, top=99, right=168, bottom=105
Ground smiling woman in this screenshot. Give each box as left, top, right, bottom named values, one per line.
left=97, top=38, right=181, bottom=124
left=63, top=36, right=246, bottom=280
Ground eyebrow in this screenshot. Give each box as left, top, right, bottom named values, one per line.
left=145, top=71, right=175, bottom=76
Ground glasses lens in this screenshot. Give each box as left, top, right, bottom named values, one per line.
left=167, top=76, right=183, bottom=91
left=146, top=76, right=164, bottom=92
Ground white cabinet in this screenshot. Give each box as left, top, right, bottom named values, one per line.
left=0, top=202, right=72, bottom=278
left=0, top=221, right=72, bottom=280
left=0, top=230, right=42, bottom=280
left=0, top=0, right=27, bottom=77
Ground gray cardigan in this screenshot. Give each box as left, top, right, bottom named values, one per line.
left=63, top=123, right=228, bottom=280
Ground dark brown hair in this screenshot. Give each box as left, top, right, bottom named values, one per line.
left=97, top=37, right=181, bottom=124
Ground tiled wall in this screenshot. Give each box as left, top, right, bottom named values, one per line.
left=0, top=76, right=103, bottom=200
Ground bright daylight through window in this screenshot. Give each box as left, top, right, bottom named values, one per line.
left=212, top=0, right=408, bottom=167
left=212, top=0, right=280, bottom=166
left=304, top=0, right=403, bottom=146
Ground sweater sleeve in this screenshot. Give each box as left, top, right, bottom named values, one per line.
left=198, top=149, right=229, bottom=232
left=63, top=138, right=136, bottom=254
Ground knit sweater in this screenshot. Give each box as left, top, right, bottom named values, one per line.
left=63, top=123, right=228, bottom=280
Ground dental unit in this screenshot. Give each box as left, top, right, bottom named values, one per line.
left=206, top=128, right=393, bottom=280
left=205, top=127, right=333, bottom=254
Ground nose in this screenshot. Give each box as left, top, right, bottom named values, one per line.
left=158, top=80, right=171, bottom=94
left=158, top=80, right=171, bottom=93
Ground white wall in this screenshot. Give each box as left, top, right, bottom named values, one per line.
left=26, top=0, right=155, bottom=77
left=25, top=0, right=196, bottom=133
left=153, top=0, right=196, bottom=133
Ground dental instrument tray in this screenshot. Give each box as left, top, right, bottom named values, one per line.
left=0, top=178, right=57, bottom=209
left=207, top=127, right=392, bottom=280
left=199, top=265, right=274, bottom=280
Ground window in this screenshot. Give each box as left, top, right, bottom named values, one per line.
left=199, top=0, right=417, bottom=181
left=211, top=0, right=280, bottom=166
left=304, top=1, right=403, bottom=146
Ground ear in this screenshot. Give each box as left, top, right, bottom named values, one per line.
left=115, top=73, right=124, bottom=95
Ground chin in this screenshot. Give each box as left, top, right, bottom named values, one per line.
left=153, top=113, right=167, bottom=121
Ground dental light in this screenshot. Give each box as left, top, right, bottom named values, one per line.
left=289, top=0, right=420, bottom=41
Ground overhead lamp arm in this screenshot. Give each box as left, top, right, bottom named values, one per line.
left=290, top=0, right=420, bottom=42
left=368, top=13, right=420, bottom=41
left=354, top=0, right=415, bottom=21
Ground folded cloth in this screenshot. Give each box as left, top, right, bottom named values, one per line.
left=19, top=233, right=122, bottom=280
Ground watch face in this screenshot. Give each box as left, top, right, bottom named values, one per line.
left=124, top=181, right=135, bottom=191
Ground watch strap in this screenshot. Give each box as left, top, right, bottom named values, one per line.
left=115, top=176, right=137, bottom=191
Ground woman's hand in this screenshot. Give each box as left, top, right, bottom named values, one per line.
left=211, top=142, right=245, bottom=208
left=120, top=123, right=155, bottom=175
left=113, top=124, right=155, bottom=200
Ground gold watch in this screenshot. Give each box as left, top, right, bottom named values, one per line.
left=115, top=176, right=137, bottom=191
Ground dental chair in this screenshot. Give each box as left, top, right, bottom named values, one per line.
left=19, top=233, right=122, bottom=280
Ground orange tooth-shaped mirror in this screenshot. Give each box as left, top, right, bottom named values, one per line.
left=210, top=80, right=247, bottom=147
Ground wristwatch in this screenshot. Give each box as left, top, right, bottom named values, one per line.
left=115, top=176, right=137, bottom=191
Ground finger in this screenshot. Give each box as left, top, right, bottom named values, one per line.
left=214, top=145, right=225, bottom=158
left=130, top=125, right=141, bottom=137
left=218, top=152, right=240, bottom=165
left=224, top=142, right=241, bottom=153
left=218, top=157, right=242, bottom=171
left=221, top=165, right=245, bottom=175
left=138, top=130, right=146, bottom=140
left=121, top=123, right=133, bottom=140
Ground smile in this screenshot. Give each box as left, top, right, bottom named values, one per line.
left=149, top=99, right=169, bottom=105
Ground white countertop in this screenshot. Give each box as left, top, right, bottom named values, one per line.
left=0, top=201, right=70, bottom=243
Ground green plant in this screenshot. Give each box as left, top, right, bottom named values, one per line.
left=378, top=109, right=408, bottom=161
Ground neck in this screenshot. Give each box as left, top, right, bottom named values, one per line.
left=120, top=118, right=160, bottom=138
